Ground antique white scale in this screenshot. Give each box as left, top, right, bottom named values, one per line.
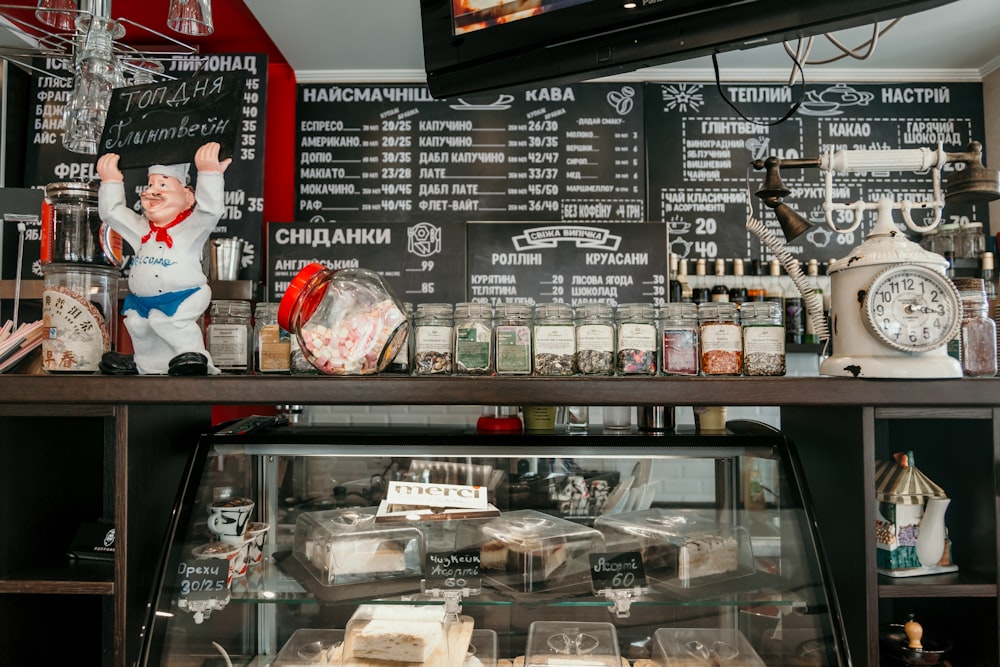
left=752, top=142, right=999, bottom=379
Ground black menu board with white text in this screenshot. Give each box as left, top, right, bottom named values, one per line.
left=645, top=81, right=988, bottom=264
left=467, top=222, right=668, bottom=307
left=295, top=83, right=646, bottom=224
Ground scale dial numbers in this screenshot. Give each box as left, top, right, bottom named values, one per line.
left=861, top=265, right=962, bottom=353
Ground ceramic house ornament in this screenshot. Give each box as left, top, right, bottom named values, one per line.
left=875, top=451, right=957, bottom=577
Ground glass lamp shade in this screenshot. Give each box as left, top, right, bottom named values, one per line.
left=35, top=0, right=77, bottom=31
left=167, top=0, right=214, bottom=37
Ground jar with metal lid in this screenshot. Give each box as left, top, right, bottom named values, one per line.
left=698, top=302, right=742, bottom=376
left=207, top=300, right=252, bottom=374
left=615, top=302, right=657, bottom=375
left=253, top=302, right=290, bottom=374
left=494, top=303, right=532, bottom=375
left=277, top=263, right=408, bottom=375
left=40, top=263, right=119, bottom=373
left=532, top=302, right=575, bottom=376
left=385, top=302, right=413, bottom=374
left=453, top=301, right=493, bottom=375
left=660, top=302, right=699, bottom=376
left=413, top=302, right=454, bottom=375
left=574, top=302, right=615, bottom=375
left=41, top=181, right=125, bottom=269
left=741, top=301, right=785, bottom=376
left=957, top=221, right=986, bottom=260
left=953, top=278, right=997, bottom=377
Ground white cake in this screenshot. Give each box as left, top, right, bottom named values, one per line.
left=352, top=619, right=443, bottom=662
left=309, top=538, right=406, bottom=582
left=677, top=534, right=739, bottom=581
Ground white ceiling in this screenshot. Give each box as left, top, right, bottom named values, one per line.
left=245, top=0, right=1000, bottom=84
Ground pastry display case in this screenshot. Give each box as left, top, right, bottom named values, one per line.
left=137, top=418, right=849, bottom=666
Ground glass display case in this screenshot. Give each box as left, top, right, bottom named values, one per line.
left=138, top=419, right=849, bottom=666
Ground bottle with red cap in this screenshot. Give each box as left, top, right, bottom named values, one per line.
left=277, top=263, right=409, bottom=375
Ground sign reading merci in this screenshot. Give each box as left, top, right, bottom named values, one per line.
left=97, top=71, right=247, bottom=170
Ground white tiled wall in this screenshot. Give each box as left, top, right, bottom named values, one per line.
left=299, top=351, right=820, bottom=504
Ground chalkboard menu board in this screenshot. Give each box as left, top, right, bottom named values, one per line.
left=645, top=81, right=988, bottom=263
left=24, top=54, right=267, bottom=282
left=295, top=83, right=646, bottom=224
left=467, top=222, right=668, bottom=306
left=266, top=220, right=467, bottom=304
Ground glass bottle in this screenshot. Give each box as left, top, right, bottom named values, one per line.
left=954, top=278, right=997, bottom=377
left=692, top=258, right=711, bottom=304
left=729, top=258, right=748, bottom=304
left=413, top=302, right=454, bottom=375
left=254, top=301, right=290, bottom=374
left=741, top=301, right=786, bottom=376
left=766, top=258, right=785, bottom=310
left=802, top=259, right=824, bottom=345
left=660, top=301, right=699, bottom=376
left=532, top=302, right=575, bottom=376
left=494, top=303, right=532, bottom=375
left=698, top=301, right=742, bottom=376
left=207, top=299, right=252, bottom=374
left=574, top=302, right=615, bottom=375
left=677, top=256, right=693, bottom=302
left=615, top=302, right=657, bottom=375
left=957, top=221, right=985, bottom=259
left=453, top=301, right=493, bottom=375
left=746, top=258, right=766, bottom=302
left=710, top=258, right=730, bottom=302
left=668, top=252, right=682, bottom=303
left=981, top=251, right=997, bottom=300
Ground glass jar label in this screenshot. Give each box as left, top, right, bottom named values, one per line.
left=576, top=323, right=614, bottom=352
left=700, top=323, right=742, bottom=352
left=415, top=325, right=453, bottom=353
left=42, top=286, right=109, bottom=372
left=495, top=324, right=531, bottom=373
left=617, top=322, right=656, bottom=349
left=533, top=324, right=575, bottom=355
left=208, top=324, right=249, bottom=368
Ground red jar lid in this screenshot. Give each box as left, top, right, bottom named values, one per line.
left=277, top=262, right=329, bottom=331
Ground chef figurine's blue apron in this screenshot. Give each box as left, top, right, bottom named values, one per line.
left=96, top=142, right=233, bottom=375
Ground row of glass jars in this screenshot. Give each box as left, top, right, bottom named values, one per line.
left=397, top=300, right=786, bottom=377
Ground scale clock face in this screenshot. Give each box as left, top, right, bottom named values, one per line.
left=861, top=264, right=962, bottom=353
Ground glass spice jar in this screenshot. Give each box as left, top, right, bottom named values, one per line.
left=954, top=278, right=997, bottom=377
left=698, top=301, right=742, bottom=376
left=253, top=301, right=290, bottom=374
left=494, top=303, right=533, bottom=375
left=532, top=302, right=575, bottom=376
left=574, top=302, right=615, bottom=375
left=616, top=302, right=657, bottom=375
left=741, top=301, right=786, bottom=376
left=659, top=302, right=699, bottom=376
left=453, top=301, right=494, bottom=375
left=413, top=302, right=454, bottom=375
left=207, top=299, right=252, bottom=374
left=40, top=263, right=119, bottom=373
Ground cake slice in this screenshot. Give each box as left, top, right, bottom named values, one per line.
left=352, top=619, right=443, bottom=663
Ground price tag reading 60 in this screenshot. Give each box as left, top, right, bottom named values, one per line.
left=589, top=552, right=647, bottom=591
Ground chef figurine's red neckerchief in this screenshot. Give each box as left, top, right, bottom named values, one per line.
left=140, top=207, right=194, bottom=248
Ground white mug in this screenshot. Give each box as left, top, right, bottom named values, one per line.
left=207, top=497, right=255, bottom=544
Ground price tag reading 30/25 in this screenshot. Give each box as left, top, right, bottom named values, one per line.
left=589, top=552, right=647, bottom=591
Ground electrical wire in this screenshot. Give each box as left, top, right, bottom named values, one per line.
left=784, top=19, right=902, bottom=85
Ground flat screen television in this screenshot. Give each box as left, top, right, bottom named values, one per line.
left=420, top=0, right=959, bottom=98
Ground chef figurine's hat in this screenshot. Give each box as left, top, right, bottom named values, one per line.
left=148, top=163, right=190, bottom=185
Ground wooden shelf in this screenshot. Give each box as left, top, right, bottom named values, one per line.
left=3, top=374, right=1000, bottom=407
left=879, top=569, right=998, bottom=598
left=0, top=279, right=255, bottom=301
left=0, top=561, right=114, bottom=596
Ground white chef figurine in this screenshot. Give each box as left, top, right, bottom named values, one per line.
left=96, top=141, right=232, bottom=375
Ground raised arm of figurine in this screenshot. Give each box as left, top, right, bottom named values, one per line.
left=96, top=152, right=125, bottom=183
left=194, top=142, right=232, bottom=174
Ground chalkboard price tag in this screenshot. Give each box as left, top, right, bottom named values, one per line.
left=98, top=71, right=247, bottom=169
left=177, top=557, right=230, bottom=600
left=424, top=550, right=481, bottom=590
left=589, top=551, right=646, bottom=590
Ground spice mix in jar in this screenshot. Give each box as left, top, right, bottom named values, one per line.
left=741, top=301, right=785, bottom=376
left=698, top=301, right=742, bottom=375
left=616, top=302, right=657, bottom=374
left=660, top=302, right=699, bottom=376
left=574, top=302, right=615, bottom=375
left=454, top=301, right=494, bottom=375
left=532, top=302, right=575, bottom=376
